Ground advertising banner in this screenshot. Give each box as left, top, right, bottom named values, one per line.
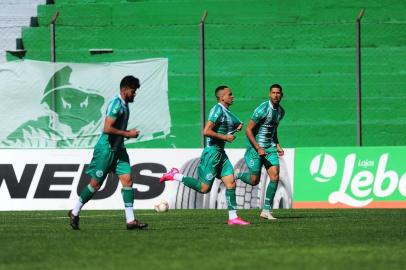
left=0, top=59, right=170, bottom=148
left=294, top=147, right=406, bottom=208
left=0, top=148, right=295, bottom=211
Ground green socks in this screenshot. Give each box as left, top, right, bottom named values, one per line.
left=79, top=184, right=95, bottom=204
left=225, top=188, right=237, bottom=210
left=182, top=176, right=203, bottom=192
left=121, top=187, right=135, bottom=223
left=121, top=187, right=134, bottom=207
left=264, top=180, right=278, bottom=210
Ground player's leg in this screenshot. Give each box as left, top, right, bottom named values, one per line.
left=116, top=149, right=147, bottom=230
left=117, top=173, right=148, bottom=230
left=160, top=168, right=208, bottom=192
left=69, top=146, right=112, bottom=229
left=235, top=147, right=261, bottom=186
left=221, top=156, right=250, bottom=225
left=160, top=148, right=217, bottom=194
left=68, top=178, right=101, bottom=230
left=260, top=149, right=280, bottom=220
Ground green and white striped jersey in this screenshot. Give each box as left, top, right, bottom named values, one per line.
left=97, top=95, right=129, bottom=150
left=250, top=100, right=285, bottom=148
left=206, top=103, right=242, bottom=149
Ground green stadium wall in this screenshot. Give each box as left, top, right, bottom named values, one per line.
left=7, top=0, right=406, bottom=148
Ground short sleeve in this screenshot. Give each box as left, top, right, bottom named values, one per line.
left=251, top=103, right=267, bottom=123
left=106, top=99, right=121, bottom=119
left=208, top=105, right=223, bottom=123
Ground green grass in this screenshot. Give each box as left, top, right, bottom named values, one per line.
left=1, top=209, right=405, bottom=270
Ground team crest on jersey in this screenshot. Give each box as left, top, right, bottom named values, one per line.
left=206, top=173, right=213, bottom=180
left=96, top=170, right=104, bottom=177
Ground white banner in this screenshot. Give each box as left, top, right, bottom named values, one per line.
left=0, top=148, right=294, bottom=210
left=0, top=59, right=170, bottom=148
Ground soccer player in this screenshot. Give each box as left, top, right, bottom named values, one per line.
left=68, top=75, right=148, bottom=230
left=160, top=86, right=250, bottom=225
left=235, top=84, right=285, bottom=220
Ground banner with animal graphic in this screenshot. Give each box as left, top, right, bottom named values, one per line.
left=0, top=59, right=169, bottom=148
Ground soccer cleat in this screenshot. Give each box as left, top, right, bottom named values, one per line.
left=126, top=219, right=148, bottom=230
left=159, top=168, right=180, bottom=183
left=227, top=217, right=251, bottom=225
left=68, top=210, right=80, bottom=230
left=260, top=210, right=277, bottom=220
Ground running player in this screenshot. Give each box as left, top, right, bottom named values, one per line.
left=68, top=75, right=148, bottom=230
left=160, top=85, right=250, bottom=225
left=235, top=84, right=285, bottom=220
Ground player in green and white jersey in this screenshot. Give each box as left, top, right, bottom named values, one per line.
left=68, top=75, right=148, bottom=230
left=160, top=86, right=250, bottom=225
left=236, top=84, right=285, bottom=220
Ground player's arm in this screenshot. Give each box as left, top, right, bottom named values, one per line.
left=203, top=121, right=235, bottom=142
left=235, top=123, right=244, bottom=132
left=275, top=129, right=284, bottom=156
left=103, top=117, right=139, bottom=138
left=246, top=119, right=265, bottom=156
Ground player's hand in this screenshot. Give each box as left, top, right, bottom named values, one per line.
left=277, top=145, right=284, bottom=156
left=127, top=129, right=140, bottom=138
left=257, top=147, right=266, bottom=156
left=224, top=133, right=235, bottom=142
left=236, top=123, right=243, bottom=132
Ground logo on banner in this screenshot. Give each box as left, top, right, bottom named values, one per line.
left=310, top=154, right=337, bottom=182
left=1, top=66, right=104, bottom=148
left=308, top=153, right=406, bottom=207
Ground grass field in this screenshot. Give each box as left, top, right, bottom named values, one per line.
left=1, top=209, right=405, bottom=270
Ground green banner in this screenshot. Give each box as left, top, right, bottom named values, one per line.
left=0, top=59, right=169, bottom=148
left=294, top=147, right=406, bottom=208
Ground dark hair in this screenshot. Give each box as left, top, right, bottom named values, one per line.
left=215, top=85, right=229, bottom=98
left=120, top=76, right=140, bottom=90
left=269, top=83, right=282, bottom=92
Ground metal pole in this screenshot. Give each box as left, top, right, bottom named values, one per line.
left=50, top=11, right=59, bottom=131
left=50, top=11, right=58, bottom=62
left=199, top=10, right=208, bottom=148
left=356, top=9, right=365, bottom=146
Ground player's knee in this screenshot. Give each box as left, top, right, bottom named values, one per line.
left=270, top=176, right=279, bottom=182
left=200, top=184, right=212, bottom=194
left=90, top=180, right=101, bottom=191
left=119, top=175, right=133, bottom=187
left=224, top=181, right=236, bottom=189
left=251, top=180, right=260, bottom=186
left=122, top=179, right=133, bottom=187
left=250, top=175, right=260, bottom=186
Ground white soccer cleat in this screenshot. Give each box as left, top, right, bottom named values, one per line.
left=260, top=210, right=277, bottom=220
